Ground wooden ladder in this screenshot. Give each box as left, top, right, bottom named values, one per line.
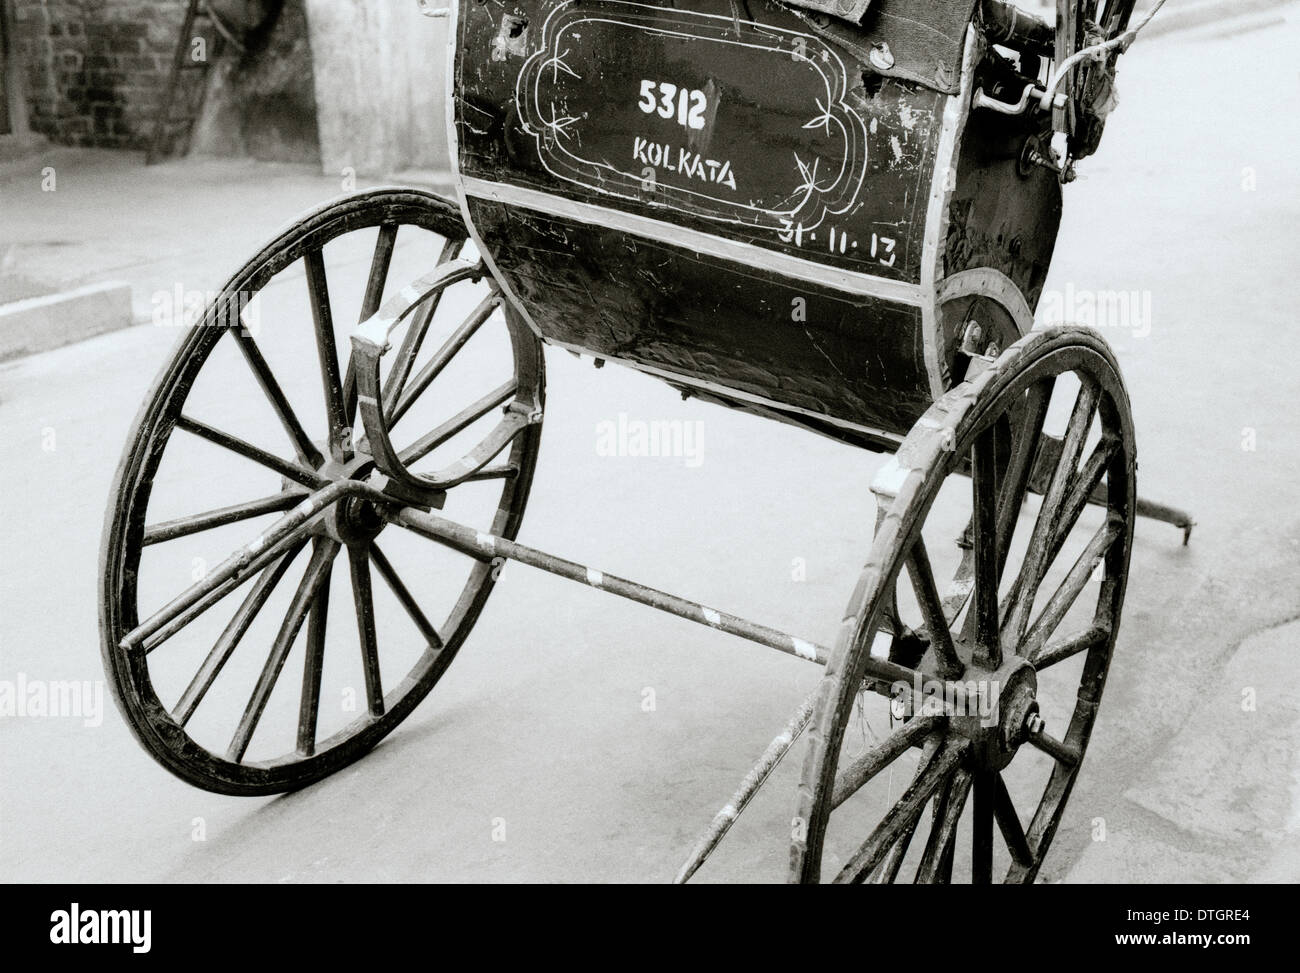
left=146, top=0, right=227, bottom=165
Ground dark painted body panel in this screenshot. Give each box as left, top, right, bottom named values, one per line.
left=453, top=0, right=959, bottom=439
left=469, top=198, right=932, bottom=435
left=459, top=0, right=946, bottom=281
left=451, top=0, right=1063, bottom=444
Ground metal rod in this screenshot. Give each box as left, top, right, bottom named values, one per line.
left=1007, top=428, right=1194, bottom=542
left=1025, top=717, right=1080, bottom=766
left=394, top=509, right=980, bottom=708
left=1134, top=496, right=1195, bottom=545
left=1086, top=482, right=1194, bottom=544
left=674, top=686, right=821, bottom=884
left=395, top=508, right=833, bottom=667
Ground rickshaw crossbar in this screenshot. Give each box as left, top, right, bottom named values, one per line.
left=394, top=507, right=839, bottom=667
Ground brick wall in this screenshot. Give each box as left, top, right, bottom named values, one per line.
left=10, top=0, right=187, bottom=148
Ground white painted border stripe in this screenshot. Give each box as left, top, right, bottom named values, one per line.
left=918, top=26, right=980, bottom=401
left=460, top=176, right=925, bottom=306
left=446, top=2, right=549, bottom=344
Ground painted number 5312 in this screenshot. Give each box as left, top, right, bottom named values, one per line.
left=638, top=80, right=707, bottom=131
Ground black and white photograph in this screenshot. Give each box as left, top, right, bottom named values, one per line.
left=0, top=0, right=1294, bottom=932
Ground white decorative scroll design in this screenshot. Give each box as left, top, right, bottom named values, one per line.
left=515, top=0, right=869, bottom=235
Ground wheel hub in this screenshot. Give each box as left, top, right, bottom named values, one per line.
left=302, top=451, right=389, bottom=547
left=949, top=659, right=1038, bottom=772
left=325, top=494, right=386, bottom=546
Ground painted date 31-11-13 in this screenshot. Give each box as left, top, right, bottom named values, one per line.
left=638, top=80, right=708, bottom=130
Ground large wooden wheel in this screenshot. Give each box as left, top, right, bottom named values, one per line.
left=789, top=327, right=1135, bottom=883
left=100, top=188, right=544, bottom=795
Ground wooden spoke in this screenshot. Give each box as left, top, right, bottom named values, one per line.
left=833, top=736, right=968, bottom=883
left=1002, top=380, right=1100, bottom=650
left=1000, top=436, right=1115, bottom=654
left=104, top=190, right=546, bottom=796
left=369, top=543, right=444, bottom=651
left=144, top=491, right=307, bottom=546
left=972, top=771, right=994, bottom=884
left=913, top=771, right=954, bottom=884
left=381, top=298, right=439, bottom=414
left=995, top=380, right=1053, bottom=574
left=1012, top=771, right=1077, bottom=884
left=915, top=768, right=973, bottom=883
left=1031, top=624, right=1108, bottom=669
left=1107, top=0, right=1139, bottom=35
left=303, top=250, right=349, bottom=456
left=971, top=427, right=1001, bottom=667
left=344, top=223, right=401, bottom=419
left=938, top=385, right=1050, bottom=633
left=1049, top=437, right=1116, bottom=555
left=831, top=714, right=944, bottom=809
left=1056, top=0, right=1079, bottom=130
left=398, top=380, right=519, bottom=468
left=904, top=540, right=964, bottom=679
left=789, top=332, right=1135, bottom=884
left=936, top=813, right=958, bottom=882
left=875, top=815, right=920, bottom=883
left=458, top=463, right=519, bottom=484
left=297, top=547, right=334, bottom=756
left=348, top=546, right=385, bottom=717
left=871, top=734, right=943, bottom=882
left=389, top=292, right=501, bottom=427
left=383, top=236, right=464, bottom=411
left=132, top=481, right=364, bottom=655
left=231, top=329, right=324, bottom=468
left=993, top=773, right=1035, bottom=868
left=941, top=541, right=975, bottom=628
left=175, top=415, right=327, bottom=490
left=361, top=224, right=399, bottom=321
left=227, top=539, right=340, bottom=763
left=173, top=543, right=307, bottom=726
left=1021, top=518, right=1121, bottom=659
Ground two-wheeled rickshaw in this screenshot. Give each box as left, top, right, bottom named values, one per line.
left=101, top=0, right=1189, bottom=882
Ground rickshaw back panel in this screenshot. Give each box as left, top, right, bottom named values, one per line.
left=451, top=0, right=982, bottom=443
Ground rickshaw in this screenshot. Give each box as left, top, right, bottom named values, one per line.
left=100, top=0, right=1188, bottom=882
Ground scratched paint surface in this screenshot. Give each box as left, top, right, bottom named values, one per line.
left=469, top=199, right=933, bottom=438
left=452, top=0, right=953, bottom=437
left=458, top=0, right=945, bottom=282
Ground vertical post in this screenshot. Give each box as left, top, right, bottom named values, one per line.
left=1054, top=0, right=1078, bottom=135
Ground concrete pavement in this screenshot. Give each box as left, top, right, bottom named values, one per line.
left=0, top=149, right=365, bottom=321
left=1, top=6, right=1298, bottom=883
